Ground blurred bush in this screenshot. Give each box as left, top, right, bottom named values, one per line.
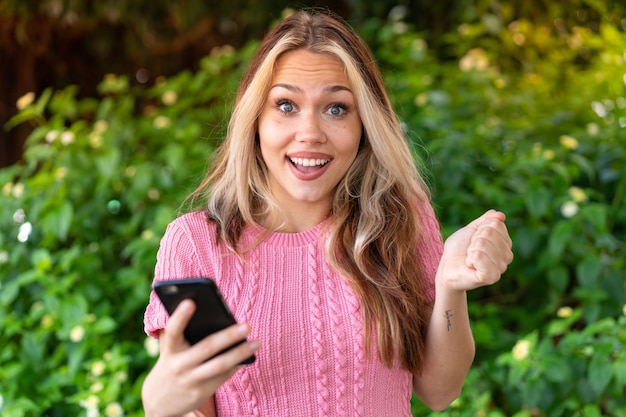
left=376, top=4, right=626, bottom=416
left=1, top=3, right=625, bottom=416
left=0, top=44, right=255, bottom=416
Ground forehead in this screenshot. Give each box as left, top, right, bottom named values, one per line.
left=271, top=49, right=350, bottom=86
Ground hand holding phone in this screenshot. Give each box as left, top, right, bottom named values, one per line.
left=153, top=278, right=256, bottom=364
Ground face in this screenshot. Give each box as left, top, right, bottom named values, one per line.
left=258, top=49, right=362, bottom=222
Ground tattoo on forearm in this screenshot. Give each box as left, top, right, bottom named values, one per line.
left=444, top=310, right=453, bottom=331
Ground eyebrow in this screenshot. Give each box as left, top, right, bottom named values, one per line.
left=270, top=83, right=352, bottom=94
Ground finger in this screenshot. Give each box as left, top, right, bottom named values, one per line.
left=188, top=323, right=255, bottom=365
left=468, top=219, right=513, bottom=263
left=467, top=242, right=498, bottom=283
left=474, top=267, right=503, bottom=285
left=198, top=364, right=241, bottom=392
left=467, top=234, right=513, bottom=281
left=465, top=209, right=506, bottom=231
left=489, top=218, right=513, bottom=250
left=193, top=336, right=260, bottom=382
left=467, top=229, right=513, bottom=267
left=472, top=219, right=512, bottom=251
left=468, top=248, right=509, bottom=284
left=160, top=299, right=196, bottom=352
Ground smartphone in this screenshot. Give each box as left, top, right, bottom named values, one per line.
left=153, top=277, right=255, bottom=364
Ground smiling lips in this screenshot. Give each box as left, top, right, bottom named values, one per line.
left=288, top=156, right=331, bottom=179
left=289, top=157, right=330, bottom=168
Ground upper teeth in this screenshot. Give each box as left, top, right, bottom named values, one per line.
left=289, top=157, right=330, bottom=167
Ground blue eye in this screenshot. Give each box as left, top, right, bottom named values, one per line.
left=328, top=104, right=348, bottom=117
left=278, top=100, right=295, bottom=113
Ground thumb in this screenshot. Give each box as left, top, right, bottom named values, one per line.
left=161, top=299, right=195, bottom=351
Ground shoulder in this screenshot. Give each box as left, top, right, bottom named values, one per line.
left=163, top=210, right=216, bottom=239
left=168, top=210, right=213, bottom=230
left=154, top=210, right=222, bottom=281
left=158, top=210, right=218, bottom=256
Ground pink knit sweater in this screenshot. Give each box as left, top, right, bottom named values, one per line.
left=144, top=200, right=443, bottom=417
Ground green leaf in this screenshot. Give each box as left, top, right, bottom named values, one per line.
left=31, top=249, right=52, bottom=272
left=93, top=316, right=117, bottom=334
left=582, top=318, right=616, bottom=336
left=525, top=184, right=551, bottom=218
left=580, top=404, right=603, bottom=417
left=547, top=265, right=569, bottom=293
left=547, top=220, right=574, bottom=260
left=0, top=281, right=20, bottom=306
left=1, top=270, right=41, bottom=306
left=581, top=203, right=608, bottom=232
left=4, top=88, right=53, bottom=129
left=576, top=255, right=602, bottom=288
left=67, top=345, right=85, bottom=377
left=21, top=331, right=44, bottom=364
left=3, top=397, right=40, bottom=415
left=520, top=375, right=549, bottom=408
left=559, top=331, right=585, bottom=350
left=95, top=147, right=121, bottom=180
left=514, top=226, right=541, bottom=258
left=614, top=361, right=626, bottom=391
left=59, top=294, right=88, bottom=329
left=40, top=200, right=74, bottom=242
left=588, top=351, right=613, bottom=396
left=542, top=357, right=572, bottom=382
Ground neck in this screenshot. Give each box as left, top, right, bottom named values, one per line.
left=260, top=203, right=331, bottom=233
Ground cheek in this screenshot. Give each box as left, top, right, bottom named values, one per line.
left=259, top=132, right=281, bottom=148
left=334, top=141, right=360, bottom=176
left=258, top=122, right=276, bottom=153
left=258, top=138, right=275, bottom=167
left=258, top=133, right=286, bottom=170
left=258, top=116, right=288, bottom=149
left=339, top=126, right=362, bottom=159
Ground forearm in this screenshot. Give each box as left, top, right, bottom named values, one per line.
left=413, top=286, right=475, bottom=410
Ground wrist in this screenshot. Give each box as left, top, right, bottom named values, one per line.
left=143, top=401, right=179, bottom=417
left=144, top=411, right=179, bottom=417
left=434, top=271, right=468, bottom=296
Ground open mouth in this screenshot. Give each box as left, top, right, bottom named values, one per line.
left=288, top=157, right=331, bottom=173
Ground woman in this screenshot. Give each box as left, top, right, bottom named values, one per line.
left=142, top=9, right=513, bottom=417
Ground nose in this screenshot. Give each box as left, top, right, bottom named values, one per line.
left=295, top=112, right=327, bottom=144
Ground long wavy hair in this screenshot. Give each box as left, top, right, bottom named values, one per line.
left=187, top=9, right=433, bottom=374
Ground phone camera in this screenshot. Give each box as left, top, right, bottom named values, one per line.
left=162, top=285, right=179, bottom=295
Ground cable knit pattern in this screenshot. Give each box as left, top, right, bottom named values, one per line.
left=348, top=278, right=366, bottom=417
left=325, top=264, right=348, bottom=416
left=243, top=249, right=261, bottom=416
left=144, top=199, right=444, bottom=417
left=233, top=252, right=244, bottom=305
left=309, top=243, right=330, bottom=416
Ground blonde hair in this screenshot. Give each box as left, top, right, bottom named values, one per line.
left=188, top=9, right=433, bottom=374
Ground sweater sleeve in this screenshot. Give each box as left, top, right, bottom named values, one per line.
left=415, top=198, right=444, bottom=303
left=143, top=218, right=204, bottom=338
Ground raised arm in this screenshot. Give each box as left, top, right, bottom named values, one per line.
left=413, top=210, right=513, bottom=410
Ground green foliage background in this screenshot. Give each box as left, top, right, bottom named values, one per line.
left=1, top=2, right=625, bottom=416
